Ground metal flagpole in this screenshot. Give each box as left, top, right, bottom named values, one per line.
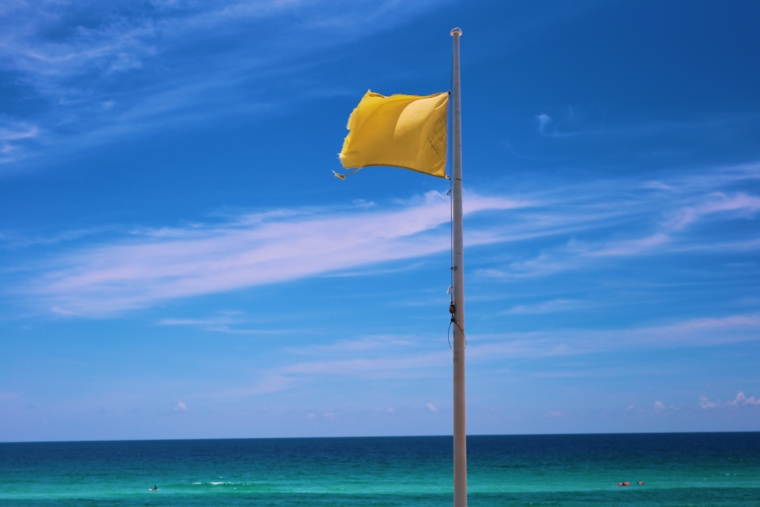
left=450, top=27, right=467, bottom=507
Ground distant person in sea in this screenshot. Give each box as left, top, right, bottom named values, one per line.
left=150, top=485, right=158, bottom=491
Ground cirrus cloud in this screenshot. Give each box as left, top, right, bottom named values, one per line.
left=30, top=191, right=524, bottom=315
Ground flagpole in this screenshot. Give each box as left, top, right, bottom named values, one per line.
left=450, top=27, right=467, bottom=507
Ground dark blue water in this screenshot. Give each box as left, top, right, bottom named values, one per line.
left=1, top=433, right=758, bottom=506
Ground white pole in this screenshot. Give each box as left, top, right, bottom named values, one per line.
left=450, top=27, right=467, bottom=507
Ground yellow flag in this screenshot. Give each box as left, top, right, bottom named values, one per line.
left=338, top=91, right=449, bottom=179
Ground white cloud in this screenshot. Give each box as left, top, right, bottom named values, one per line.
left=173, top=400, right=187, bottom=412
left=30, top=191, right=524, bottom=315
left=477, top=163, right=760, bottom=280
left=482, top=232, right=674, bottom=280
left=185, top=313, right=760, bottom=401
left=288, top=335, right=415, bottom=356
left=426, top=402, right=437, bottom=412
left=537, top=113, right=553, bottom=134
left=698, top=395, right=718, bottom=409
left=699, top=391, right=760, bottom=409
left=530, top=112, right=760, bottom=145
left=671, top=193, right=760, bottom=230
left=160, top=318, right=233, bottom=327
left=590, top=233, right=671, bottom=257
left=157, top=312, right=294, bottom=335
left=0, top=123, right=38, bottom=141
left=653, top=401, right=665, bottom=409
left=733, top=392, right=760, bottom=406
left=502, top=299, right=584, bottom=315
left=0, top=0, right=446, bottom=170
left=464, top=314, right=760, bottom=369
left=217, top=375, right=296, bottom=398
left=283, top=353, right=448, bottom=378
left=0, top=116, right=40, bottom=164
left=13, top=162, right=760, bottom=318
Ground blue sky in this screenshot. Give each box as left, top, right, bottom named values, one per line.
left=1, top=0, right=759, bottom=442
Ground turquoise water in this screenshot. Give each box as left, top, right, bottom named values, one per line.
left=1, top=433, right=758, bottom=506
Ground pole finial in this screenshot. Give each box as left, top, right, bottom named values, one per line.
left=450, top=27, right=462, bottom=36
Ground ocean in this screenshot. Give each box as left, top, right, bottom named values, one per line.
left=1, top=433, right=758, bottom=506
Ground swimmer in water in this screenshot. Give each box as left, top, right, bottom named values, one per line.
left=150, top=485, right=158, bottom=491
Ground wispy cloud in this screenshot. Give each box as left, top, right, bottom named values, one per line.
left=200, top=332, right=451, bottom=399
left=282, top=351, right=448, bottom=379
left=536, top=113, right=553, bottom=135
left=220, top=374, right=297, bottom=398
left=0, top=227, right=110, bottom=250
left=14, top=161, right=760, bottom=316
left=670, top=193, right=760, bottom=230
left=157, top=311, right=296, bottom=335
left=502, top=299, right=585, bottom=315
left=532, top=108, right=760, bottom=144
left=0, top=0, right=445, bottom=169
left=205, top=313, right=760, bottom=399
left=478, top=163, right=760, bottom=280
left=287, top=335, right=415, bottom=356
left=0, top=116, right=41, bottom=164
left=29, top=191, right=523, bottom=315
left=467, top=314, right=760, bottom=364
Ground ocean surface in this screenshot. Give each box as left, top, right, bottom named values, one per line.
left=1, top=433, right=758, bottom=506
